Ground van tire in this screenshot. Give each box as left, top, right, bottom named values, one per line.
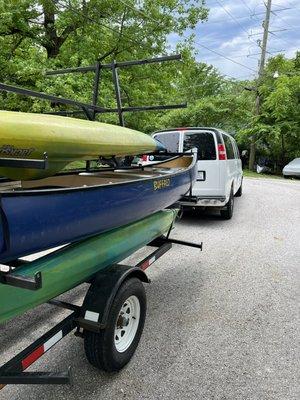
left=220, top=189, right=234, bottom=220
left=235, top=180, right=243, bottom=197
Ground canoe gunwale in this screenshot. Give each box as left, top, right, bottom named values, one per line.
left=0, top=152, right=197, bottom=197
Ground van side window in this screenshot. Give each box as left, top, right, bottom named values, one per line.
left=222, top=134, right=235, bottom=159
left=231, top=138, right=240, bottom=159
left=183, top=132, right=216, bottom=160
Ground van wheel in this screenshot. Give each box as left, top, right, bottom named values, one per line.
left=235, top=180, right=243, bottom=197
left=220, top=189, right=234, bottom=220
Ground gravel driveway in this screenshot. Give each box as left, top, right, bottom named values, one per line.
left=1, top=177, right=299, bottom=400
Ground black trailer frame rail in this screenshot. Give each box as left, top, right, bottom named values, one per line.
left=0, top=269, right=42, bottom=291
left=0, top=235, right=202, bottom=389
left=0, top=152, right=48, bottom=170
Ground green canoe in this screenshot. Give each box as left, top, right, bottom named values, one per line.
left=0, top=209, right=176, bottom=325
left=0, top=111, right=164, bottom=180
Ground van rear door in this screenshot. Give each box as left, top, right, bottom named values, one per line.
left=183, top=130, right=220, bottom=197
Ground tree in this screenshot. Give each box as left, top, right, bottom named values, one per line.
left=0, top=0, right=208, bottom=119
left=154, top=71, right=253, bottom=133
left=237, top=54, right=300, bottom=170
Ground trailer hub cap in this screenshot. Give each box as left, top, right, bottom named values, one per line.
left=114, top=295, right=140, bottom=353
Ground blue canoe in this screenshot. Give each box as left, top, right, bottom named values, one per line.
left=0, top=153, right=196, bottom=263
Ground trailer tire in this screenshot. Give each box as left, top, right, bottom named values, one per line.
left=84, top=277, right=146, bottom=372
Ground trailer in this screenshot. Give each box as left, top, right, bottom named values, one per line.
left=0, top=234, right=202, bottom=389
left=0, top=54, right=198, bottom=390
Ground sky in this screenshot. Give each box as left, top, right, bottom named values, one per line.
left=170, top=0, right=300, bottom=80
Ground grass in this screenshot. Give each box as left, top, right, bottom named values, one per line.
left=63, top=160, right=87, bottom=170
left=243, top=169, right=283, bottom=179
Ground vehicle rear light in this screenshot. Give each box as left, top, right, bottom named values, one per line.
left=218, top=144, right=227, bottom=160
left=141, top=154, right=148, bottom=162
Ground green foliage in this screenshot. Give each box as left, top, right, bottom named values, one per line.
left=240, top=54, right=300, bottom=167
left=0, top=0, right=208, bottom=121
left=156, top=83, right=253, bottom=133
left=0, top=1, right=299, bottom=169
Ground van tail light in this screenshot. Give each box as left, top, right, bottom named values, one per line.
left=218, top=144, right=227, bottom=160
left=141, top=154, right=148, bottom=162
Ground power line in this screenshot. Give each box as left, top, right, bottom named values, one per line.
left=215, top=0, right=254, bottom=37
left=213, top=0, right=277, bottom=59
left=268, top=30, right=295, bottom=47
left=248, top=28, right=288, bottom=37
left=246, top=49, right=284, bottom=56
left=271, top=8, right=299, bottom=32
left=240, top=0, right=254, bottom=14
left=225, top=73, right=256, bottom=81
left=272, top=3, right=298, bottom=11
left=206, top=1, right=296, bottom=52
left=206, top=7, right=292, bottom=24
left=239, top=0, right=260, bottom=22
left=268, top=8, right=297, bottom=48
left=118, top=0, right=157, bottom=23
left=194, top=41, right=257, bottom=73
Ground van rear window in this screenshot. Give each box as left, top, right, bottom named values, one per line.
left=183, top=132, right=216, bottom=160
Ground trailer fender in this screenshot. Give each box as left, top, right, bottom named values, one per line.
left=77, top=265, right=148, bottom=332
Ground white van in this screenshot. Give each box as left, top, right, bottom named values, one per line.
left=152, top=127, right=243, bottom=219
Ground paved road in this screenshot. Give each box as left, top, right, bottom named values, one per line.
left=1, top=178, right=299, bottom=400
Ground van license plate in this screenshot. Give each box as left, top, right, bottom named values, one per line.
left=197, top=171, right=205, bottom=181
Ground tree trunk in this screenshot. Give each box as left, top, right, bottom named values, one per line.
left=248, top=139, right=256, bottom=171
left=43, top=3, right=60, bottom=58
left=281, top=131, right=285, bottom=168
left=42, top=2, right=71, bottom=58
left=248, top=93, right=260, bottom=171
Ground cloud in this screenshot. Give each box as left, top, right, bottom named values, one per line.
left=172, top=0, right=300, bottom=79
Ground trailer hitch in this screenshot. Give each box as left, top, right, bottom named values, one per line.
left=150, top=236, right=203, bottom=251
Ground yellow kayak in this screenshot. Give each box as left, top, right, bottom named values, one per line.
left=0, top=111, right=164, bottom=180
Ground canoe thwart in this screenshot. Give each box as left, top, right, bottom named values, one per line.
left=0, top=152, right=48, bottom=170
left=0, top=269, right=42, bottom=291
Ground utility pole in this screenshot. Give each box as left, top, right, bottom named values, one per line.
left=248, top=0, right=272, bottom=171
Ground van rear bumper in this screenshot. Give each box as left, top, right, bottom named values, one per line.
left=179, top=195, right=226, bottom=207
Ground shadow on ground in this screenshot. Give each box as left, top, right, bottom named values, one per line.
left=176, top=207, right=226, bottom=228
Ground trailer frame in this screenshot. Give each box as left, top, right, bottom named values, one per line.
left=0, top=235, right=202, bottom=389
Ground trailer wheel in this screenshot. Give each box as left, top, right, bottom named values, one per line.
left=84, top=278, right=146, bottom=372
